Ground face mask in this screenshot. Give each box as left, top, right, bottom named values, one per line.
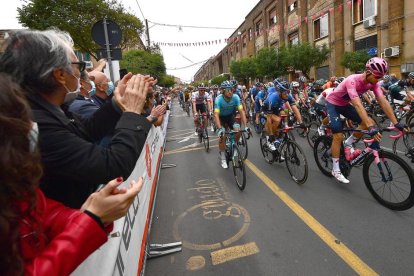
left=88, top=81, right=96, bottom=97
left=29, top=122, right=39, bottom=152
left=106, top=81, right=114, bottom=96
left=63, top=74, right=81, bottom=104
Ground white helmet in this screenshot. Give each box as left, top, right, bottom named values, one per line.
left=291, top=81, right=299, bottom=88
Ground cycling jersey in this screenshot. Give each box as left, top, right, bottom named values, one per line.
left=251, top=87, right=258, bottom=99
left=326, top=74, right=383, bottom=106
left=264, top=92, right=295, bottom=113
left=192, top=91, right=212, bottom=105
left=214, top=94, right=243, bottom=117
left=267, top=86, right=276, bottom=96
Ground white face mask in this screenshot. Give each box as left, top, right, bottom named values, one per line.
left=64, top=73, right=81, bottom=104
left=29, top=122, right=39, bottom=152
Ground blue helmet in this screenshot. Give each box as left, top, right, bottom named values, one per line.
left=278, top=80, right=290, bottom=91
left=230, top=79, right=238, bottom=88
left=220, top=80, right=233, bottom=89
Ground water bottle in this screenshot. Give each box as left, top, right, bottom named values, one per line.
left=274, top=138, right=282, bottom=150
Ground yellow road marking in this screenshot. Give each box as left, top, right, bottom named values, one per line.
left=165, top=145, right=219, bottom=155
left=210, top=242, right=259, bottom=265
left=244, top=159, right=378, bottom=276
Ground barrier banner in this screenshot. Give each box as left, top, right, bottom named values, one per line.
left=72, top=123, right=165, bottom=276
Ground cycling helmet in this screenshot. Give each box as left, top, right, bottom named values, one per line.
left=365, top=57, right=388, bottom=77
left=408, top=72, right=414, bottom=80
left=278, top=80, right=290, bottom=91
left=334, top=77, right=345, bottom=86
left=314, top=79, right=325, bottom=86
left=383, top=75, right=391, bottom=82
left=291, top=81, right=299, bottom=88
left=298, top=76, right=307, bottom=83
left=230, top=80, right=238, bottom=88
left=267, top=82, right=274, bottom=87
left=220, top=80, right=233, bottom=89
left=198, top=83, right=206, bottom=90
left=211, top=84, right=219, bottom=89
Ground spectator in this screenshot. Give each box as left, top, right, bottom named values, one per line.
left=69, top=70, right=99, bottom=119
left=0, top=29, right=155, bottom=208
left=143, top=91, right=166, bottom=126
left=89, top=70, right=113, bottom=107
left=0, top=73, right=143, bottom=275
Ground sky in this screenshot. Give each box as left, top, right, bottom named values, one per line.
left=0, top=0, right=260, bottom=83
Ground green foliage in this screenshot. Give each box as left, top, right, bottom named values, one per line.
left=340, top=50, right=371, bottom=73
left=119, top=50, right=166, bottom=79
left=158, top=75, right=175, bottom=87
left=254, top=47, right=286, bottom=79
left=284, top=43, right=331, bottom=79
left=230, top=58, right=257, bottom=84
left=17, top=0, right=144, bottom=59
left=210, top=74, right=229, bottom=85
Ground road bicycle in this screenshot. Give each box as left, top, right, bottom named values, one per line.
left=222, top=129, right=251, bottom=190
left=184, top=101, right=191, bottom=117
left=259, top=114, right=308, bottom=184
left=392, top=121, right=414, bottom=163
left=196, top=113, right=209, bottom=152
left=313, top=127, right=414, bottom=210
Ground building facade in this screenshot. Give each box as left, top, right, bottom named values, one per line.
left=194, top=0, right=414, bottom=83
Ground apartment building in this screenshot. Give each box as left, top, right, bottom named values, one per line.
left=194, top=0, right=414, bottom=83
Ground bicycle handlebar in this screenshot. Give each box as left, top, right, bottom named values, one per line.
left=363, top=126, right=404, bottom=143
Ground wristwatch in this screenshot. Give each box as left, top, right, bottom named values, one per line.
left=149, top=114, right=158, bottom=123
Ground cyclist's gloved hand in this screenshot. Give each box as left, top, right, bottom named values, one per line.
left=367, top=126, right=379, bottom=136
left=216, top=127, right=225, bottom=137
left=244, top=127, right=251, bottom=133
left=394, top=122, right=407, bottom=131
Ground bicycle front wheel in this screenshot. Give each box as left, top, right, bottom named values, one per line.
left=363, top=150, right=414, bottom=211
left=306, top=122, right=320, bottom=149
left=314, top=136, right=333, bottom=177
left=237, top=132, right=248, bottom=160
left=284, top=140, right=308, bottom=184
left=203, top=127, right=209, bottom=152
left=232, top=145, right=246, bottom=190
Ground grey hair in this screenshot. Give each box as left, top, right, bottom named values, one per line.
left=0, top=28, right=75, bottom=95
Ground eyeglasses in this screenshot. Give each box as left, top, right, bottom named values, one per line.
left=71, top=61, right=86, bottom=72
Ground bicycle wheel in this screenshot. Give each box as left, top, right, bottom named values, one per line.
left=363, top=150, right=414, bottom=210
left=284, top=140, right=308, bottom=184
left=203, top=127, right=209, bottom=152
left=237, top=132, right=248, bottom=160
left=306, top=122, right=320, bottom=149
left=296, top=113, right=310, bottom=137
left=232, top=145, right=246, bottom=190
left=313, top=136, right=333, bottom=177
left=260, top=133, right=275, bottom=164
left=403, top=122, right=414, bottom=151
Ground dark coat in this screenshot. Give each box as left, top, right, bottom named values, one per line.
left=68, top=95, right=100, bottom=120
left=29, top=94, right=151, bottom=208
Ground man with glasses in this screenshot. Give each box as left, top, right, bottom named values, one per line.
left=68, top=70, right=99, bottom=119
left=325, top=57, right=406, bottom=183
left=89, top=71, right=114, bottom=107
left=214, top=81, right=249, bottom=169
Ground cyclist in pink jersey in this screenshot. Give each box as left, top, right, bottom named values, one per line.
left=325, top=57, right=406, bottom=183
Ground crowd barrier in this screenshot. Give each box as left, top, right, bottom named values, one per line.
left=72, top=110, right=170, bottom=276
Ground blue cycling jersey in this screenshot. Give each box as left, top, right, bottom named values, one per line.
left=214, top=94, right=242, bottom=117
left=267, top=86, right=276, bottom=96
left=264, top=92, right=294, bottom=112
left=251, top=87, right=258, bottom=98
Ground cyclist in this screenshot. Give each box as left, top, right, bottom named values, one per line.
left=325, top=57, right=406, bottom=183
left=323, top=76, right=336, bottom=90
left=290, top=81, right=301, bottom=103
left=387, top=72, right=414, bottom=105
left=215, top=80, right=249, bottom=169
left=192, top=84, right=212, bottom=136
left=254, top=83, right=266, bottom=133
left=263, top=80, right=304, bottom=151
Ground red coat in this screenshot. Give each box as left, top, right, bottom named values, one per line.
left=20, top=189, right=113, bottom=275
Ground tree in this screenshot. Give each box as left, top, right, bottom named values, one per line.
left=340, top=50, right=371, bottom=73
left=254, top=47, right=286, bottom=80
left=120, top=50, right=166, bottom=79
left=284, top=43, right=331, bottom=79
left=230, top=60, right=243, bottom=81
left=210, top=74, right=229, bottom=86
left=17, top=0, right=144, bottom=59
left=158, top=75, right=175, bottom=88
left=240, top=58, right=257, bottom=85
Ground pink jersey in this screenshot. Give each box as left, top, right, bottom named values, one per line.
left=326, top=74, right=383, bottom=106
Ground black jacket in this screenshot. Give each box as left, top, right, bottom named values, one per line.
left=29, top=94, right=151, bottom=208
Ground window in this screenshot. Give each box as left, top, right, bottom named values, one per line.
left=288, top=0, right=297, bottom=12
left=289, top=32, right=299, bottom=45
left=355, top=35, right=377, bottom=51
left=314, top=14, right=329, bottom=40
left=352, top=0, right=363, bottom=23
left=249, top=28, right=253, bottom=41
left=363, top=0, right=376, bottom=19
left=268, top=8, right=277, bottom=27
left=242, top=34, right=247, bottom=48
left=255, top=20, right=263, bottom=36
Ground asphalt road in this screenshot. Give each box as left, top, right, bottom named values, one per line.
left=145, top=100, right=414, bottom=276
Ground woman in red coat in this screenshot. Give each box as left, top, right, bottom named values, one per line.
left=0, top=74, right=143, bottom=275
